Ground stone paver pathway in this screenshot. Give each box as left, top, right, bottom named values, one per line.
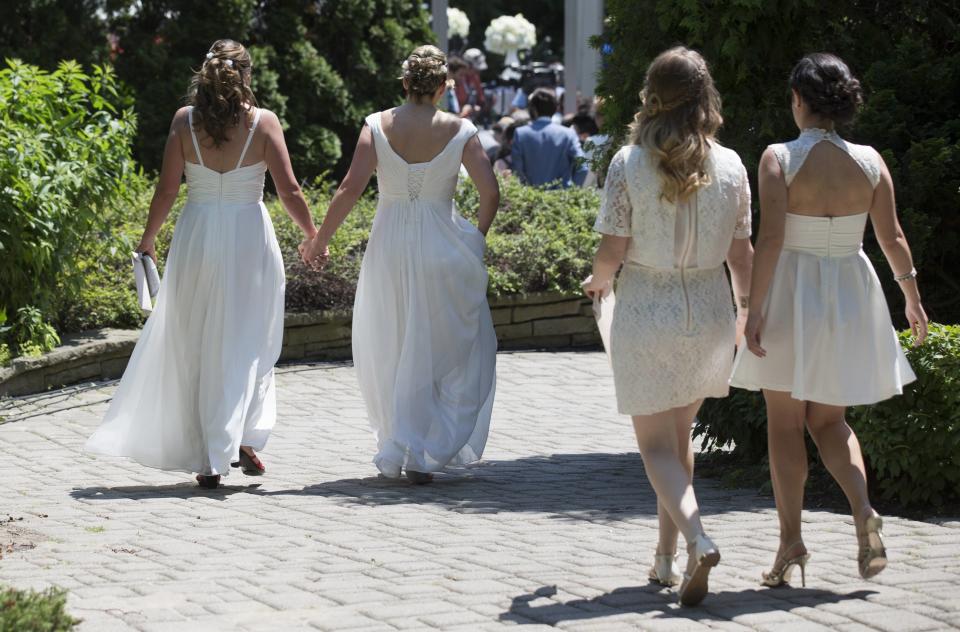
left=1, top=351, right=958, bottom=631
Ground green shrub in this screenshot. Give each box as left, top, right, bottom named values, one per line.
left=694, top=387, right=767, bottom=462
left=0, top=585, right=80, bottom=632
left=0, top=59, right=139, bottom=353
left=849, top=324, right=960, bottom=508
left=457, top=176, right=601, bottom=296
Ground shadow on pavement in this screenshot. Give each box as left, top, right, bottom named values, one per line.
left=244, top=452, right=771, bottom=520
left=71, top=482, right=262, bottom=501
left=499, top=584, right=878, bottom=625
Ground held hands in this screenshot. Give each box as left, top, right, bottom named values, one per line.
left=300, top=234, right=330, bottom=272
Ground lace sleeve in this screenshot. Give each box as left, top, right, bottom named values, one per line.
left=594, top=149, right=632, bottom=236
left=734, top=163, right=752, bottom=239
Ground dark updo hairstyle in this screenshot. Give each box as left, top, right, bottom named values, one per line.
left=400, top=45, right=449, bottom=100
left=188, top=39, right=257, bottom=147
left=789, top=53, right=863, bottom=125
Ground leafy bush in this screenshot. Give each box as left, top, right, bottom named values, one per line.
left=458, top=176, right=601, bottom=296
left=849, top=324, right=960, bottom=508
left=694, top=387, right=767, bottom=462
left=0, top=585, right=80, bottom=631
left=593, top=1, right=960, bottom=325
left=0, top=59, right=139, bottom=354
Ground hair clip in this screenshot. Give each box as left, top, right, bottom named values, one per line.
left=206, top=52, right=214, bottom=60
left=225, top=59, right=234, bottom=68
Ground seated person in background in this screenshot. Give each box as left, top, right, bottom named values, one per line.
left=511, top=88, right=588, bottom=188
left=449, top=56, right=485, bottom=120
left=487, top=116, right=515, bottom=163
left=494, top=121, right=523, bottom=177
left=571, top=112, right=600, bottom=143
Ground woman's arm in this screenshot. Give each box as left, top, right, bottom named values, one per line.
left=869, top=156, right=928, bottom=344
left=726, top=238, right=754, bottom=344
left=744, top=147, right=788, bottom=357
left=584, top=235, right=630, bottom=298
left=262, top=110, right=317, bottom=239
left=136, top=108, right=188, bottom=261
left=304, top=124, right=377, bottom=266
left=461, top=135, right=500, bottom=235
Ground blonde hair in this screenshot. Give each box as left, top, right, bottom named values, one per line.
left=629, top=47, right=722, bottom=202
left=400, top=45, right=449, bottom=100
left=188, top=39, right=257, bottom=147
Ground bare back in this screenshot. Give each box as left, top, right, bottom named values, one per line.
left=178, top=106, right=266, bottom=173
left=380, top=105, right=462, bottom=164
left=788, top=142, right=874, bottom=217
left=770, top=128, right=882, bottom=218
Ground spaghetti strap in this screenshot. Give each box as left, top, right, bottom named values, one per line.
left=236, top=108, right=262, bottom=170
left=187, top=106, right=204, bottom=167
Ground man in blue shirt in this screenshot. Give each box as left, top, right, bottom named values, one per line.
left=511, top=89, right=588, bottom=188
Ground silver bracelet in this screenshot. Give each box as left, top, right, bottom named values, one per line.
left=894, top=268, right=917, bottom=282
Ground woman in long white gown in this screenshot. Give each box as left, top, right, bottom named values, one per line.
left=731, top=53, right=928, bottom=585
left=85, top=40, right=318, bottom=488
left=302, top=45, right=499, bottom=484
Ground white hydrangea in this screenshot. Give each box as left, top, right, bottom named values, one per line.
left=447, top=7, right=470, bottom=39
left=483, top=13, right=536, bottom=55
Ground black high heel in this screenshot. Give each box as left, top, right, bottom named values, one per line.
left=404, top=469, right=434, bottom=485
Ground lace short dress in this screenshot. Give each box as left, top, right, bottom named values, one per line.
left=595, top=144, right=752, bottom=415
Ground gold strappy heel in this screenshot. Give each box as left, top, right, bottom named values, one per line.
left=858, top=513, right=887, bottom=579
left=761, top=541, right=810, bottom=587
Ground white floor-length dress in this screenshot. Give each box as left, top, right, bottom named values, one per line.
left=730, top=128, right=915, bottom=405
left=354, top=111, right=497, bottom=478
left=86, top=107, right=285, bottom=476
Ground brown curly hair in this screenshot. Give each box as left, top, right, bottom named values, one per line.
left=400, top=45, right=449, bottom=100
left=629, top=47, right=723, bottom=203
left=187, top=39, right=258, bottom=147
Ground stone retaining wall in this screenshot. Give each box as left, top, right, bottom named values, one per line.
left=0, top=293, right=600, bottom=397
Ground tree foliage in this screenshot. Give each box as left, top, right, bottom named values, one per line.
left=594, top=0, right=960, bottom=323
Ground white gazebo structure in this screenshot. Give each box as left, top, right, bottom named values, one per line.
left=430, top=0, right=605, bottom=113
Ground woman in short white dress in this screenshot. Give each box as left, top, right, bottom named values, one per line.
left=731, top=53, right=928, bottom=586
left=584, top=47, right=754, bottom=606
left=86, top=40, right=318, bottom=488
left=302, top=46, right=499, bottom=484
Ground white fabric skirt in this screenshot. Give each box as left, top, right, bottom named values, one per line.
left=85, top=199, right=285, bottom=475
left=731, top=249, right=915, bottom=405
left=610, top=264, right=735, bottom=415
left=352, top=197, right=496, bottom=478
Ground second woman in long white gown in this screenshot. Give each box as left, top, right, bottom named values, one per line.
left=303, top=45, right=499, bottom=483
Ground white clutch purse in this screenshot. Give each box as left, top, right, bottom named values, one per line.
left=581, top=275, right=616, bottom=361
left=132, top=252, right=161, bottom=314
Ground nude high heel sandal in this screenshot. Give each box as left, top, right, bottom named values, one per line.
left=648, top=551, right=682, bottom=587
left=678, top=534, right=721, bottom=606
left=761, top=541, right=810, bottom=587
left=858, top=513, right=887, bottom=579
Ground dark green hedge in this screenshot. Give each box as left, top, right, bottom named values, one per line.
left=593, top=0, right=960, bottom=326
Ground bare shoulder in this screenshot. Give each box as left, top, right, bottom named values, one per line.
left=256, top=108, right=282, bottom=131
left=170, top=106, right=191, bottom=131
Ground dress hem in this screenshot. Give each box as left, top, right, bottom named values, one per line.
left=728, top=377, right=915, bottom=407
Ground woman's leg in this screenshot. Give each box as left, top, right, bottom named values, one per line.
left=655, top=407, right=697, bottom=555
left=804, top=402, right=873, bottom=525
left=764, top=389, right=809, bottom=559
left=632, top=400, right=705, bottom=544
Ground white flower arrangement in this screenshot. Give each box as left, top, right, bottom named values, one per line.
left=483, top=13, right=536, bottom=55
left=447, top=7, right=470, bottom=39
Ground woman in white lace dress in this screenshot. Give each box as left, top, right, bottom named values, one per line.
left=85, top=40, right=318, bottom=488
left=302, top=46, right=498, bottom=484
left=583, top=47, right=753, bottom=606
left=731, top=54, right=927, bottom=586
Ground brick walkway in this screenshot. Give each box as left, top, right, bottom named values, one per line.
left=1, top=351, right=958, bottom=631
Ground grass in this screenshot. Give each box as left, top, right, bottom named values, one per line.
left=83, top=526, right=104, bottom=534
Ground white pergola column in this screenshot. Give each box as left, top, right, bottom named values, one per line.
left=432, top=0, right=449, bottom=52
left=563, top=0, right=604, bottom=113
